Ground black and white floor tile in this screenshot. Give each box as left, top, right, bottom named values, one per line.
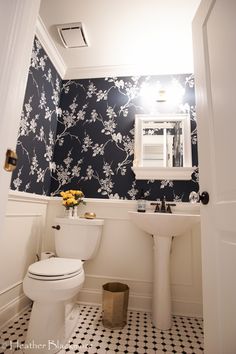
left=0, top=305, right=204, bottom=353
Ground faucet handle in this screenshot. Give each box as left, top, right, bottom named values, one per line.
left=166, top=203, right=176, bottom=213
left=150, top=202, right=160, bottom=212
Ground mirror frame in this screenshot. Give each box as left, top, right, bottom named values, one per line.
left=132, top=113, right=194, bottom=180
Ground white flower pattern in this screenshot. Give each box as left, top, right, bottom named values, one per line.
left=11, top=37, right=199, bottom=201
left=11, top=37, right=61, bottom=195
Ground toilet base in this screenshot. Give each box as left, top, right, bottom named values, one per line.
left=25, top=301, right=79, bottom=353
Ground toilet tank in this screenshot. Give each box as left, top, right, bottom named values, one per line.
left=54, top=218, right=104, bottom=260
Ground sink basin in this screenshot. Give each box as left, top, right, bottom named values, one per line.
left=128, top=211, right=200, bottom=237
left=128, top=208, right=200, bottom=330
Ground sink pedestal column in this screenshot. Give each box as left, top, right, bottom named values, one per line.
left=152, top=235, right=172, bottom=330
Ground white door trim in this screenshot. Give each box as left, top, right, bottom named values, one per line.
left=0, top=0, right=41, bottom=238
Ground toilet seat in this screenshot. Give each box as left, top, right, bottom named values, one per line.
left=28, top=258, right=83, bottom=281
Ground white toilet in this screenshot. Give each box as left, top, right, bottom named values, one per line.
left=23, top=217, right=104, bottom=353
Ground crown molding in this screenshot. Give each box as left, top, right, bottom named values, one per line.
left=64, top=65, right=148, bottom=80
left=64, top=63, right=194, bottom=80
left=36, top=16, right=67, bottom=79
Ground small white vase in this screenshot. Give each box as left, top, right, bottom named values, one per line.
left=73, top=206, right=78, bottom=219
left=65, top=208, right=73, bottom=219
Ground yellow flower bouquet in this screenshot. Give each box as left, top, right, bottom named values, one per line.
left=60, top=190, right=85, bottom=218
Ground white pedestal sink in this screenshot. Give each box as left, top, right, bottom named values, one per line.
left=129, top=208, right=200, bottom=330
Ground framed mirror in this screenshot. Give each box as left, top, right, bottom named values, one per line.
left=132, top=114, right=194, bottom=180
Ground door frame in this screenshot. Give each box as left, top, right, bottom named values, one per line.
left=193, top=0, right=236, bottom=352
left=0, top=0, right=40, bottom=238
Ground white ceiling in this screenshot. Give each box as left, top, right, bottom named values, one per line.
left=39, top=0, right=201, bottom=79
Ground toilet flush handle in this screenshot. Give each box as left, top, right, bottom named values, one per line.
left=52, top=225, right=61, bottom=230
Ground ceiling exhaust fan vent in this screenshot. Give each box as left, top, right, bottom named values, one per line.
left=57, top=22, right=88, bottom=48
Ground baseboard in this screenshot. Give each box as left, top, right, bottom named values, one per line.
left=77, top=286, right=203, bottom=318
left=0, top=294, right=31, bottom=330
left=77, top=287, right=152, bottom=312
left=172, top=299, right=203, bottom=318
left=78, top=274, right=202, bottom=317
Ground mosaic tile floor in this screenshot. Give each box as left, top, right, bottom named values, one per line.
left=0, top=305, right=204, bottom=353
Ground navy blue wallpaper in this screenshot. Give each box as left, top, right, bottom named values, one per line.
left=11, top=37, right=199, bottom=201
left=51, top=75, right=199, bottom=201
left=11, top=37, right=62, bottom=195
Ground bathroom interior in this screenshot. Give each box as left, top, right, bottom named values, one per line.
left=1, top=0, right=234, bottom=353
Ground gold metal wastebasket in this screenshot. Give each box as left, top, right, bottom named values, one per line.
left=102, top=282, right=129, bottom=329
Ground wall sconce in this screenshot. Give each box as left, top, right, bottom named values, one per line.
left=156, top=89, right=167, bottom=102
left=140, top=83, right=167, bottom=108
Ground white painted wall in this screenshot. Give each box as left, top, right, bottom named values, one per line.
left=0, top=192, right=202, bottom=328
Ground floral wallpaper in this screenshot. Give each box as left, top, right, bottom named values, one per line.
left=11, top=37, right=62, bottom=195
left=50, top=75, right=199, bottom=201
left=11, top=37, right=199, bottom=201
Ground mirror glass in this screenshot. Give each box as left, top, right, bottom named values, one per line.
left=142, top=120, right=183, bottom=167
left=132, top=114, right=194, bottom=180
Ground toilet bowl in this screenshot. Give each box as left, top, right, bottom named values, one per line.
left=23, top=217, right=103, bottom=354
left=23, top=258, right=85, bottom=354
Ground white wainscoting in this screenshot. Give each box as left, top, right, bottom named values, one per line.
left=45, top=198, right=203, bottom=317
left=0, top=191, right=49, bottom=328
left=0, top=192, right=203, bottom=328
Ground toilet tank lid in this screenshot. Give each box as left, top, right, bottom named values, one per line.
left=55, top=217, right=104, bottom=225
left=28, top=258, right=83, bottom=277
